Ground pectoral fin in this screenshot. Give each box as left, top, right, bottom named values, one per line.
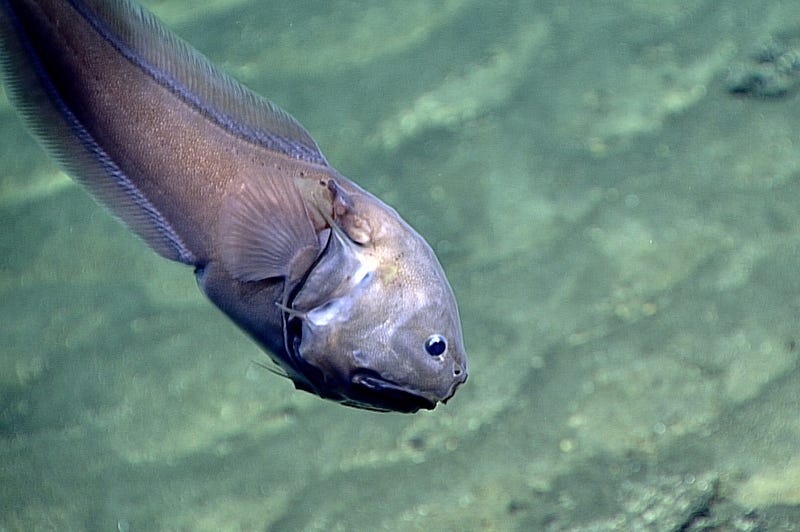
left=218, top=175, right=320, bottom=283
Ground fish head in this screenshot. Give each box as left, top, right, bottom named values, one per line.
left=284, top=185, right=467, bottom=413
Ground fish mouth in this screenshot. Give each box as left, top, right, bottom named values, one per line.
left=348, top=371, right=438, bottom=413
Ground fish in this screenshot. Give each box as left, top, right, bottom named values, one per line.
left=0, top=0, right=467, bottom=413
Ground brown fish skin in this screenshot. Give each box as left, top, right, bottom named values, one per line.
left=0, top=0, right=467, bottom=412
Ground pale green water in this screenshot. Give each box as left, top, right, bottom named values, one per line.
left=2, top=0, right=800, bottom=529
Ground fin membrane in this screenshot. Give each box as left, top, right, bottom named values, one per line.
left=219, top=175, right=320, bottom=283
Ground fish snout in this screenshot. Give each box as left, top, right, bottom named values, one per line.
left=439, top=358, right=468, bottom=404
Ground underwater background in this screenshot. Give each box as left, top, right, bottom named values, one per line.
left=3, top=0, right=800, bottom=529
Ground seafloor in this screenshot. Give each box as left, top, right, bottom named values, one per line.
left=2, top=0, right=800, bottom=530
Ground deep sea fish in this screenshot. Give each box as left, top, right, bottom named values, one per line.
left=0, top=0, right=467, bottom=412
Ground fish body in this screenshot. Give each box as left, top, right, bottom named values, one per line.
left=0, top=0, right=467, bottom=412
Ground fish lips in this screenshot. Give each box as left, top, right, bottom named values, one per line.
left=348, top=370, right=463, bottom=413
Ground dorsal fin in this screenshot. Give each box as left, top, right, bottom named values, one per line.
left=70, top=0, right=328, bottom=165
left=0, top=0, right=201, bottom=264
left=0, top=0, right=328, bottom=265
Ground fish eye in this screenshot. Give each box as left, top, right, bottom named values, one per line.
left=424, top=334, right=448, bottom=357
